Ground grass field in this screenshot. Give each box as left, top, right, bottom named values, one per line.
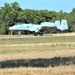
left=0, top=33, right=75, bottom=75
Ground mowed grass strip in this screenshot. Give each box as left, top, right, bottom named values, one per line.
left=0, top=35, right=75, bottom=60
left=0, top=50, right=75, bottom=61
left=0, top=36, right=75, bottom=44
left=0, top=43, right=75, bottom=54
left=0, top=44, right=75, bottom=61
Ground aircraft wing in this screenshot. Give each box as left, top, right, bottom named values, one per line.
left=27, top=24, right=42, bottom=32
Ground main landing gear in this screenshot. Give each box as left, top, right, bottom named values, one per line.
left=34, top=32, right=43, bottom=36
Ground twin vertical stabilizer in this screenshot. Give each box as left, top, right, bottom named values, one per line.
left=55, top=19, right=68, bottom=30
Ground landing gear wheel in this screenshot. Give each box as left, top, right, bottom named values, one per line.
left=34, top=32, right=38, bottom=36
left=39, top=33, right=43, bottom=36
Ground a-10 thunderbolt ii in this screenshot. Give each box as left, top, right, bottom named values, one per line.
left=9, top=19, right=68, bottom=36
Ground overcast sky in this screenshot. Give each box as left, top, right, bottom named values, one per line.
left=0, top=0, right=75, bottom=12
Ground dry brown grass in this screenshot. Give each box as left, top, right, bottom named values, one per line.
left=0, top=50, right=75, bottom=61
left=0, top=34, right=75, bottom=75
left=0, top=43, right=75, bottom=61
left=0, top=65, right=75, bottom=75
left=53, top=32, right=75, bottom=36
left=0, top=32, right=75, bottom=38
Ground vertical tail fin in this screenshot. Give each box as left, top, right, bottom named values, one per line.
left=55, top=19, right=68, bottom=30
left=55, top=20, right=61, bottom=29
left=61, top=19, right=68, bottom=30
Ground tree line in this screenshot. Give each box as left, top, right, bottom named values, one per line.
left=0, top=2, right=75, bottom=34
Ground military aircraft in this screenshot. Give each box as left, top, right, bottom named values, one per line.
left=9, top=19, right=68, bottom=36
